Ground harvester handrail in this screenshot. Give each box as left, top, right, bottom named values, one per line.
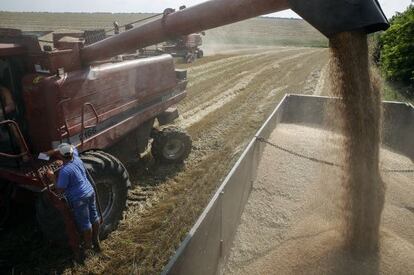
left=104, top=13, right=163, bottom=34
left=80, top=102, right=99, bottom=147
left=0, top=120, right=31, bottom=159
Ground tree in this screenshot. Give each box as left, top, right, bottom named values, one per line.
left=379, top=5, right=414, bottom=85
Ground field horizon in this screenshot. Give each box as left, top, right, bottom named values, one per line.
left=0, top=11, right=328, bottom=48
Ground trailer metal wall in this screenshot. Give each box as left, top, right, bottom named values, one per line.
left=162, top=94, right=413, bottom=275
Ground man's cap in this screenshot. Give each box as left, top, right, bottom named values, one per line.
left=58, top=143, right=74, bottom=157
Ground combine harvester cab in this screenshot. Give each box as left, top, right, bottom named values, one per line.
left=162, top=94, right=414, bottom=274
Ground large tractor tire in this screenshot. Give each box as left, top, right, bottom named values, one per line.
left=197, top=49, right=204, bottom=59
left=151, top=127, right=192, bottom=164
left=185, top=53, right=196, bottom=63
left=80, top=151, right=130, bottom=239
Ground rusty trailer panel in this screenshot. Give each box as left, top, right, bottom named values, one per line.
left=162, top=94, right=414, bottom=275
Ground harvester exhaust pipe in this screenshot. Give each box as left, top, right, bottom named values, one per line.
left=81, top=0, right=389, bottom=64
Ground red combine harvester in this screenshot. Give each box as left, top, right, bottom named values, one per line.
left=0, top=0, right=389, bottom=259
left=0, top=22, right=192, bottom=252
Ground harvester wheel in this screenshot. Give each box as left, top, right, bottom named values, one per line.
left=185, top=53, right=196, bottom=63
left=151, top=127, right=192, bottom=164
left=197, top=50, right=204, bottom=59
left=81, top=151, right=130, bottom=239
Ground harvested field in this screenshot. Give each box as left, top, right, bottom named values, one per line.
left=223, top=124, right=414, bottom=274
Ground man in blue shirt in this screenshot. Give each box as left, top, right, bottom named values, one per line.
left=46, top=143, right=101, bottom=253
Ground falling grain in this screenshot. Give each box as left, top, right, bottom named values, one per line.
left=329, top=31, right=385, bottom=254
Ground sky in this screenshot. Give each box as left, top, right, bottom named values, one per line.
left=0, top=0, right=412, bottom=19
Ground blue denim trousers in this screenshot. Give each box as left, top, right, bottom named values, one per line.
left=71, top=192, right=99, bottom=231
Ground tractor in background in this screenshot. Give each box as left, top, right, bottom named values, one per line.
left=160, top=32, right=205, bottom=63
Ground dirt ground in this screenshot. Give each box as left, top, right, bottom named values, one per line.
left=223, top=124, right=414, bottom=274
left=0, top=47, right=329, bottom=274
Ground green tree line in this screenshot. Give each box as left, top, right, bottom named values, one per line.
left=375, top=5, right=413, bottom=93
